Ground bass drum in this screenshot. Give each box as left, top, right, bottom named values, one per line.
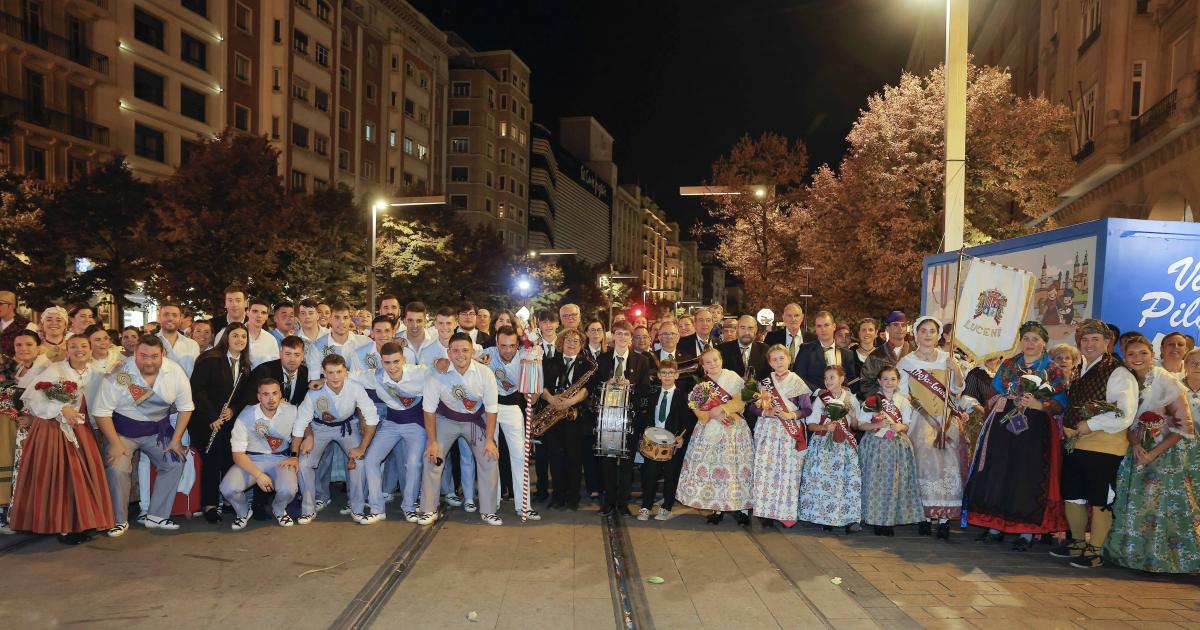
left=595, top=381, right=632, bottom=459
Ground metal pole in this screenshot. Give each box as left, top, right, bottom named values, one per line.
left=368, top=203, right=378, bottom=314
left=943, top=0, right=968, bottom=252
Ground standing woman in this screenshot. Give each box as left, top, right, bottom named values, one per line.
left=9, top=335, right=113, bottom=544
left=67, top=305, right=95, bottom=338
left=1103, top=340, right=1199, bottom=573
left=964, top=322, right=1068, bottom=550
left=851, top=318, right=878, bottom=389
left=487, top=310, right=523, bottom=349
left=749, top=344, right=812, bottom=527
left=896, top=315, right=966, bottom=539
left=1159, top=332, right=1193, bottom=380
left=0, top=330, right=49, bottom=533
left=798, top=365, right=862, bottom=533
left=857, top=366, right=924, bottom=535
left=581, top=318, right=608, bottom=502
left=188, top=322, right=251, bottom=523
left=38, top=306, right=69, bottom=363
left=676, top=348, right=754, bottom=525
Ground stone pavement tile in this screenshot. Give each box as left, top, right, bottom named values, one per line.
left=939, top=580, right=1002, bottom=593
left=1130, top=598, right=1189, bottom=609
left=972, top=606, right=1026, bottom=619
left=829, top=619, right=886, bottom=630
left=935, top=594, right=993, bottom=607
left=922, top=606, right=982, bottom=619
left=573, top=597, right=616, bottom=630
left=717, top=532, right=831, bottom=628
left=968, top=619, right=1083, bottom=630
left=1067, top=605, right=1136, bottom=621
left=918, top=619, right=977, bottom=630
left=1130, top=608, right=1188, bottom=622
left=891, top=594, right=944, bottom=607
left=979, top=593, right=1038, bottom=607
left=1179, top=610, right=1200, bottom=622
left=495, top=578, right=577, bottom=630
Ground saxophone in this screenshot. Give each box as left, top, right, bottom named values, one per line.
left=530, top=354, right=598, bottom=437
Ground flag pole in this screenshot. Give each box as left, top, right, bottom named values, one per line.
left=939, top=247, right=967, bottom=447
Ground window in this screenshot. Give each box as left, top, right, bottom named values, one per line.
left=485, top=143, right=494, bottom=158
left=403, top=98, right=415, bottom=118
left=486, top=171, right=493, bottom=187
left=24, top=145, right=46, bottom=179
left=364, top=122, right=375, bottom=143
left=519, top=105, right=526, bottom=121
left=450, top=166, right=469, bottom=182
left=452, top=81, right=470, bottom=97
left=235, top=53, right=252, bottom=83
left=500, top=147, right=506, bottom=163
left=388, top=167, right=396, bottom=184
left=391, top=54, right=398, bottom=70
left=340, top=25, right=351, bottom=50
left=180, top=85, right=206, bottom=122
left=180, top=140, right=200, bottom=165
left=182, top=0, right=207, bottom=17
left=500, top=68, right=508, bottom=82
left=1081, top=0, right=1101, bottom=44
left=68, top=157, right=88, bottom=179
left=233, top=104, right=250, bottom=131
left=403, top=136, right=413, bottom=155
left=365, top=82, right=376, bottom=103
left=450, top=194, right=468, bottom=209
left=518, top=182, right=525, bottom=198
left=292, top=76, right=309, bottom=101
left=271, top=116, right=279, bottom=139
left=498, top=203, right=505, bottom=219
left=499, top=94, right=507, bottom=109
left=1077, top=85, right=1097, bottom=144
left=450, top=110, right=470, bottom=125
left=134, top=9, right=164, bottom=50
left=272, top=67, right=281, bottom=91
left=488, top=88, right=495, bottom=108
left=499, top=120, right=508, bottom=137
left=403, top=172, right=414, bottom=188
left=418, top=108, right=428, bottom=125
left=316, top=0, right=331, bottom=21
left=314, top=134, right=328, bottom=156
left=133, top=65, right=165, bottom=105
left=291, top=169, right=307, bottom=191
left=1130, top=61, right=1145, bottom=118
left=363, top=160, right=375, bottom=181
left=509, top=179, right=515, bottom=193
left=338, top=108, right=350, bottom=130
left=339, top=66, right=350, bottom=90
left=485, top=198, right=492, bottom=214
left=498, top=174, right=505, bottom=190
left=316, top=44, right=329, bottom=67
left=338, top=149, right=349, bottom=171
left=389, top=91, right=397, bottom=108
left=273, top=19, right=280, bottom=42
left=234, top=3, right=251, bottom=32
left=292, top=123, right=309, bottom=148
left=315, top=89, right=329, bottom=112
left=293, top=29, right=309, bottom=55
left=1171, top=32, right=1191, bottom=85
left=366, top=45, right=377, bottom=67
left=386, top=129, right=397, bottom=148
left=419, top=73, right=428, bottom=89
left=181, top=33, right=207, bottom=70
left=134, top=123, right=165, bottom=161
left=486, top=114, right=494, bottom=131
left=313, top=177, right=328, bottom=191
left=405, top=62, right=414, bottom=78
left=450, top=137, right=469, bottom=153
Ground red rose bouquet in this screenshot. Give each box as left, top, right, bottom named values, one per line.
left=1136, top=411, right=1167, bottom=451
left=35, top=380, right=79, bottom=404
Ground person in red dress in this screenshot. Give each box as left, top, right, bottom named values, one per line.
left=10, top=335, right=114, bottom=544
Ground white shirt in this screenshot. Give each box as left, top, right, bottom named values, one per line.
left=821, top=342, right=840, bottom=367
left=231, top=403, right=299, bottom=453
left=92, top=358, right=195, bottom=420
left=541, top=337, right=558, bottom=359
left=418, top=339, right=483, bottom=367
left=658, top=348, right=679, bottom=361
left=354, top=365, right=430, bottom=410
left=305, top=331, right=366, bottom=377
left=422, top=360, right=499, bottom=415
left=350, top=341, right=386, bottom=374
left=397, top=328, right=438, bottom=365
left=456, top=327, right=481, bottom=344
left=0, top=317, right=13, bottom=333
left=653, top=387, right=675, bottom=428
left=247, top=328, right=280, bottom=369
left=1078, top=354, right=1139, bottom=433
left=611, top=349, right=630, bottom=379
left=297, top=325, right=329, bottom=344
left=293, top=380, right=379, bottom=435
left=158, top=331, right=201, bottom=378
left=478, top=347, right=522, bottom=392
left=784, top=329, right=804, bottom=351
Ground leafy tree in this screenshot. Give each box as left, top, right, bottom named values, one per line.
left=0, top=170, right=55, bottom=303
left=274, top=186, right=368, bottom=305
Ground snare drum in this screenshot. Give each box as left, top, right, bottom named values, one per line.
left=638, top=427, right=677, bottom=462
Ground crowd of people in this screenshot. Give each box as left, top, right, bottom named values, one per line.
left=0, top=287, right=1197, bottom=574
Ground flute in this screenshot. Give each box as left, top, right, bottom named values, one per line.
left=204, top=371, right=244, bottom=454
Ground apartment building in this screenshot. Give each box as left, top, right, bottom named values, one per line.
left=908, top=0, right=1199, bottom=225
left=698, top=248, right=726, bottom=308
left=528, top=117, right=613, bottom=263
left=611, top=183, right=641, bottom=276
left=642, top=199, right=669, bottom=303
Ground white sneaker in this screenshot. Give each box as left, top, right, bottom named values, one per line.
left=637, top=508, right=651, bottom=521
left=136, top=512, right=149, bottom=525
left=0, top=521, right=13, bottom=535
left=654, top=509, right=673, bottom=521
left=314, top=499, right=329, bottom=513
left=481, top=513, right=503, bottom=526
left=297, top=513, right=315, bottom=525
left=444, top=493, right=463, bottom=507
left=106, top=522, right=130, bottom=537
left=231, top=516, right=249, bottom=531
left=143, top=516, right=180, bottom=531
left=404, top=511, right=420, bottom=523
left=276, top=514, right=295, bottom=527
left=339, top=504, right=352, bottom=516
left=463, top=501, right=478, bottom=513
left=523, top=509, right=542, bottom=521
left=358, top=513, right=385, bottom=525
left=416, top=512, right=438, bottom=526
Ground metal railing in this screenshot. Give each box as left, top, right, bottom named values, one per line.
left=0, top=92, right=109, bottom=146
left=1130, top=89, right=1176, bottom=144
left=0, top=12, right=109, bottom=74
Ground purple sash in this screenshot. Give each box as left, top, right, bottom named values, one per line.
left=112, top=411, right=173, bottom=447
left=385, top=403, right=425, bottom=425
left=313, top=414, right=356, bottom=436
left=436, top=401, right=485, bottom=429
left=245, top=450, right=289, bottom=457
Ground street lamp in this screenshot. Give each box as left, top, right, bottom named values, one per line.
left=528, top=248, right=578, bottom=257
left=368, top=195, right=445, bottom=315
left=679, top=185, right=772, bottom=198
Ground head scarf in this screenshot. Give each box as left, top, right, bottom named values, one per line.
left=1075, top=318, right=1112, bottom=340
left=1019, top=320, right=1049, bottom=344
left=912, top=315, right=942, bottom=334
left=40, top=305, right=68, bottom=324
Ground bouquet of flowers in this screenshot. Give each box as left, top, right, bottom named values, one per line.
left=1065, top=400, right=1122, bottom=453
left=1136, top=411, right=1167, bottom=451
left=1000, top=374, right=1054, bottom=434
left=862, top=395, right=883, bottom=414
left=34, top=380, right=78, bottom=404
left=824, top=400, right=849, bottom=421
left=740, top=378, right=759, bottom=403
left=688, top=381, right=719, bottom=411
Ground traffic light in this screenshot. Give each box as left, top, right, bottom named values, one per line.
left=631, top=305, right=644, bottom=318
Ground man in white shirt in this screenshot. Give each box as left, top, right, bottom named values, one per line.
left=157, top=303, right=201, bottom=377
left=295, top=298, right=328, bottom=344
left=417, top=307, right=478, bottom=508
left=418, top=333, right=501, bottom=526
left=417, top=307, right=460, bottom=366
left=478, top=327, right=540, bottom=521
left=92, top=336, right=195, bottom=535
left=269, top=301, right=296, bottom=343
left=294, top=354, right=378, bottom=524
left=396, top=301, right=436, bottom=365
left=350, top=316, right=395, bottom=375
left=306, top=302, right=365, bottom=387
left=764, top=303, right=805, bottom=358
left=378, top=294, right=402, bottom=320
left=220, top=378, right=301, bottom=529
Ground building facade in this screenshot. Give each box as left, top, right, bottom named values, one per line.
left=528, top=117, right=613, bottom=263
left=642, top=199, right=669, bottom=304
left=678, top=238, right=700, bottom=303
left=611, top=183, right=642, bottom=275
left=698, top=248, right=726, bottom=308
left=908, top=0, right=1199, bottom=226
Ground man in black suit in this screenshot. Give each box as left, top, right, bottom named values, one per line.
left=243, top=334, right=309, bottom=519
left=793, top=310, right=857, bottom=391
left=678, top=307, right=715, bottom=361
left=717, top=315, right=769, bottom=382
left=763, top=303, right=806, bottom=372
left=455, top=302, right=492, bottom=348
left=590, top=320, right=652, bottom=516
left=211, top=283, right=249, bottom=341
left=636, top=359, right=696, bottom=521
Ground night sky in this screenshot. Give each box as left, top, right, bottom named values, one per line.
left=412, top=0, right=928, bottom=235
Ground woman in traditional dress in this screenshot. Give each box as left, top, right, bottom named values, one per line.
left=964, top=322, right=1068, bottom=551
left=1102, top=340, right=1200, bottom=573
left=896, top=315, right=966, bottom=540
left=188, top=323, right=251, bottom=523
left=676, top=348, right=753, bottom=525
left=9, top=335, right=114, bottom=544
left=749, top=344, right=812, bottom=528
left=0, top=330, right=49, bottom=533
left=798, top=365, right=862, bottom=533
left=857, top=366, right=923, bottom=536
left=37, top=306, right=69, bottom=364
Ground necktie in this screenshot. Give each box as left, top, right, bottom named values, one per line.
left=667, top=352, right=674, bottom=361
left=741, top=346, right=750, bottom=368
left=615, top=356, right=625, bottom=380
left=231, top=357, right=238, bottom=380
left=657, top=391, right=668, bottom=427
left=544, top=343, right=554, bottom=358
left=788, top=334, right=797, bottom=357
left=283, top=372, right=294, bottom=400
left=561, top=357, right=574, bottom=389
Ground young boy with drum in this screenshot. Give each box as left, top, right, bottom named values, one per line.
left=636, top=360, right=695, bottom=521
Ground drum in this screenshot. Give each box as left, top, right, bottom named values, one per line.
left=595, top=381, right=632, bottom=459
left=639, top=427, right=676, bottom=462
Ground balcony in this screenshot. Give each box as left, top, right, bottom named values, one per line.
left=1072, top=140, right=1094, bottom=162
left=1077, top=25, right=1100, bottom=56
left=0, top=92, right=109, bottom=146
left=1130, top=90, right=1176, bottom=145
left=0, top=13, right=109, bottom=74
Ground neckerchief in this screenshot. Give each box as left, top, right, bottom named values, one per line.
left=762, top=372, right=806, bottom=451
left=818, top=389, right=857, bottom=449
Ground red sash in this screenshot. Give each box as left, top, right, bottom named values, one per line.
left=703, top=374, right=734, bottom=405
left=762, top=374, right=806, bottom=451
left=905, top=367, right=949, bottom=400
left=879, top=396, right=903, bottom=424
left=819, top=390, right=857, bottom=449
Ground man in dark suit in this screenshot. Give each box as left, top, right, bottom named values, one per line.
left=243, top=334, right=309, bottom=519
left=211, top=283, right=249, bottom=341
left=793, top=310, right=857, bottom=391
left=0, top=290, right=30, bottom=356
left=636, top=359, right=696, bottom=521
left=717, top=315, right=769, bottom=382
left=456, top=302, right=491, bottom=348
left=590, top=320, right=652, bottom=516
left=678, top=307, right=715, bottom=361
left=763, top=303, right=806, bottom=370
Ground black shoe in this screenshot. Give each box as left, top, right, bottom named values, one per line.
left=918, top=521, right=932, bottom=536
left=874, top=525, right=884, bottom=536
left=548, top=498, right=565, bottom=509
left=567, top=503, right=579, bottom=511
left=203, top=507, right=222, bottom=524
left=884, top=526, right=895, bottom=537
left=706, top=511, right=724, bottom=525
left=1069, top=545, right=1103, bottom=568
left=1012, top=537, right=1030, bottom=552
left=936, top=522, right=950, bottom=540
left=821, top=525, right=833, bottom=532
left=975, top=530, right=1003, bottom=543
left=617, top=505, right=632, bottom=517
left=57, top=532, right=90, bottom=545
left=734, top=511, right=750, bottom=527
left=760, top=517, right=775, bottom=528
left=598, top=504, right=615, bottom=516
left=533, top=491, right=550, bottom=504
left=844, top=524, right=855, bottom=535
left=1049, top=538, right=1082, bottom=558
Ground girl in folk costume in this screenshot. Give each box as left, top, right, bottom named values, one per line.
left=0, top=329, right=50, bottom=533
left=964, top=322, right=1068, bottom=551
left=749, top=344, right=812, bottom=528
left=857, top=366, right=924, bottom=536
left=896, top=315, right=966, bottom=540
left=9, top=335, right=114, bottom=544
left=799, top=365, right=862, bottom=532
left=676, top=348, right=754, bottom=526
left=1103, top=340, right=1200, bottom=573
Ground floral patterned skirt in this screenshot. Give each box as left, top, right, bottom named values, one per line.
left=859, top=433, right=924, bottom=526
left=909, top=410, right=965, bottom=520
left=1102, top=441, right=1200, bottom=573
left=750, top=417, right=805, bottom=521
left=798, top=434, right=862, bottom=526
left=675, top=419, right=754, bottom=512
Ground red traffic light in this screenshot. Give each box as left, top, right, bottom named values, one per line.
left=631, top=307, right=644, bottom=317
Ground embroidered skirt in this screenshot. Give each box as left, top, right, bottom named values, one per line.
left=675, top=418, right=754, bottom=512
left=9, top=416, right=114, bottom=534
